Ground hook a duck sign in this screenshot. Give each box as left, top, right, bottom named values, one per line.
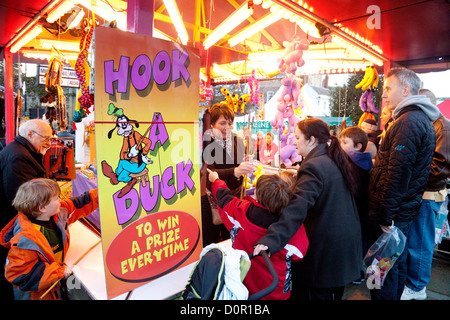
left=94, top=27, right=201, bottom=299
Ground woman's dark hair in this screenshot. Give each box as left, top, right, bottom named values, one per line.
left=297, top=118, right=358, bottom=197
left=210, top=102, right=235, bottom=125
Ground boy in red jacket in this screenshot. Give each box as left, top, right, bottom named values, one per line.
left=0, top=178, right=98, bottom=300
left=208, top=169, right=308, bottom=300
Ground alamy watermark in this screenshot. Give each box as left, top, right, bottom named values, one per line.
left=66, top=266, right=82, bottom=290
left=367, top=5, right=381, bottom=30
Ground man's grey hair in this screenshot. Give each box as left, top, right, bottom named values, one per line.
left=386, top=67, right=421, bottom=95
left=18, top=119, right=51, bottom=137
left=419, top=89, right=437, bottom=105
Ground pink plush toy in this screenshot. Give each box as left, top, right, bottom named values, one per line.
left=283, top=105, right=300, bottom=128
left=278, top=40, right=309, bottom=75
left=279, top=126, right=301, bottom=166
left=270, top=103, right=286, bottom=130
left=277, top=74, right=304, bottom=110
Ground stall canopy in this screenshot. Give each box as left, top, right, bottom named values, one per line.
left=1, top=0, right=449, bottom=142
left=1, top=0, right=449, bottom=79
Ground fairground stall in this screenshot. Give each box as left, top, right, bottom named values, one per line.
left=1, top=0, right=449, bottom=300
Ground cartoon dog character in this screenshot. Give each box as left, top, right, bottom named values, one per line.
left=101, top=103, right=152, bottom=198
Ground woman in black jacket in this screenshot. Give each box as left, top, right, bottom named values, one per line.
left=201, top=103, right=254, bottom=246
left=254, top=118, right=362, bottom=300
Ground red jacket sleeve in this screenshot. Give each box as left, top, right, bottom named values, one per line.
left=211, top=179, right=249, bottom=232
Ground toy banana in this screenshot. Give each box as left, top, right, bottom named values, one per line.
left=362, top=66, right=376, bottom=91
left=355, top=66, right=371, bottom=89
left=372, top=68, right=379, bottom=89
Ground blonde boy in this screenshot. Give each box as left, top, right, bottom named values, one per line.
left=0, top=178, right=98, bottom=300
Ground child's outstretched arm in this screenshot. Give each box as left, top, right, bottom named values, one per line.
left=207, top=169, right=247, bottom=223
left=63, top=188, right=99, bottom=224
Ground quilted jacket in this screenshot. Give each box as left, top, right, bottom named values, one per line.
left=369, top=95, right=441, bottom=226
left=0, top=189, right=98, bottom=300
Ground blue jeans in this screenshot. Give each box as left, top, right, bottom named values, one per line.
left=115, top=159, right=146, bottom=183
left=367, top=212, right=411, bottom=300
left=405, top=199, right=442, bottom=291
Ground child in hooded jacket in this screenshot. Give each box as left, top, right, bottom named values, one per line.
left=208, top=169, right=308, bottom=300
left=0, top=178, right=98, bottom=300
left=339, top=126, right=373, bottom=282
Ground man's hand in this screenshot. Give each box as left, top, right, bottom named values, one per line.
left=380, top=221, right=394, bottom=233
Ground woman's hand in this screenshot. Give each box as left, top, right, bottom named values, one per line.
left=234, top=162, right=256, bottom=177
left=253, top=244, right=269, bottom=257
left=207, top=168, right=219, bottom=183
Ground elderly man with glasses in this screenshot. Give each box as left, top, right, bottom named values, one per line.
left=0, top=119, right=52, bottom=300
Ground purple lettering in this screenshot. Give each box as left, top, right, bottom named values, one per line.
left=176, top=159, right=194, bottom=193
left=153, top=51, right=171, bottom=85
left=131, top=54, right=152, bottom=90
left=104, top=56, right=130, bottom=95
left=148, top=112, right=169, bottom=151
left=161, top=166, right=176, bottom=200
left=172, top=49, right=191, bottom=86
left=139, top=175, right=160, bottom=212
left=103, top=50, right=191, bottom=95
left=113, top=188, right=139, bottom=225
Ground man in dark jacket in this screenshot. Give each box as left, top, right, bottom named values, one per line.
left=401, top=89, right=450, bottom=300
left=368, top=68, right=441, bottom=300
left=0, top=119, right=51, bottom=299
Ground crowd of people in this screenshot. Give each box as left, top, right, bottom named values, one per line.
left=204, top=67, right=449, bottom=301
left=0, top=67, right=447, bottom=301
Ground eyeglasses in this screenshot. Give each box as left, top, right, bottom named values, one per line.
left=32, top=130, right=52, bottom=142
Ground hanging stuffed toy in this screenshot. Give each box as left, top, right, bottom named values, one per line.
left=238, top=93, right=251, bottom=114
left=277, top=74, right=303, bottom=110
left=270, top=38, right=309, bottom=166
left=200, top=81, right=213, bottom=100
left=220, top=88, right=235, bottom=110
left=355, top=65, right=379, bottom=91
left=74, top=18, right=95, bottom=122
left=277, top=40, right=309, bottom=75
left=356, top=66, right=379, bottom=114
left=220, top=88, right=250, bottom=115
left=40, top=46, right=66, bottom=130
left=248, top=69, right=259, bottom=105
left=279, top=126, right=301, bottom=166
left=358, top=112, right=376, bottom=128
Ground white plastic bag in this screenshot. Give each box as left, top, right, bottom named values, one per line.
left=363, top=226, right=406, bottom=289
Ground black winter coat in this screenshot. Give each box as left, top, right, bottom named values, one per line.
left=369, top=105, right=436, bottom=226
left=258, top=143, right=362, bottom=288
left=203, top=131, right=245, bottom=192
left=0, top=136, right=48, bottom=228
